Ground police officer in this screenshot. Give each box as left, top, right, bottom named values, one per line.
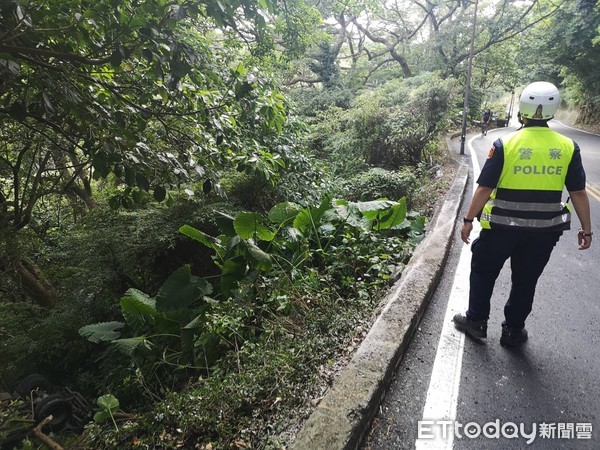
left=453, top=81, right=593, bottom=347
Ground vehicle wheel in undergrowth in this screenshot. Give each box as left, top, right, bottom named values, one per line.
left=14, top=374, right=52, bottom=398
left=34, top=394, right=72, bottom=431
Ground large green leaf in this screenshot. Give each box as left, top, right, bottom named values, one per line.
left=136, top=173, right=150, bottom=191
left=220, top=258, right=245, bottom=297
left=294, top=196, right=332, bottom=232
left=183, top=305, right=210, bottom=330
left=375, top=198, right=407, bottom=230
left=244, top=240, right=272, bottom=271
left=94, top=411, right=113, bottom=424
left=215, top=212, right=236, bottom=237
left=180, top=225, right=223, bottom=252
left=334, top=199, right=406, bottom=230
left=292, top=208, right=313, bottom=232
left=92, top=154, right=110, bottom=178
left=267, top=202, right=302, bottom=225
left=281, top=226, right=304, bottom=243
left=111, top=337, right=151, bottom=356
left=234, top=212, right=275, bottom=241
left=156, top=265, right=212, bottom=312
left=334, top=200, right=370, bottom=230
left=354, top=200, right=397, bottom=216
left=319, top=223, right=336, bottom=235
left=94, top=394, right=120, bottom=425
left=119, top=288, right=157, bottom=330
left=153, top=186, right=167, bottom=202
left=410, top=216, right=426, bottom=233
left=153, top=314, right=183, bottom=334
left=180, top=306, right=210, bottom=365
left=97, top=394, right=119, bottom=413
left=79, top=321, right=125, bottom=343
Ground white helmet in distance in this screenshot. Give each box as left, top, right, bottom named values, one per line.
left=519, top=81, right=560, bottom=120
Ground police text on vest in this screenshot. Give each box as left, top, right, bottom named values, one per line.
left=513, top=165, right=563, bottom=175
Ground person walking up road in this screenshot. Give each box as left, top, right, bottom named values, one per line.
left=453, top=81, right=593, bottom=347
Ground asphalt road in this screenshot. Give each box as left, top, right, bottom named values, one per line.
left=363, top=121, right=600, bottom=449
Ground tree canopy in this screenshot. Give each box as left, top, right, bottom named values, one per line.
left=0, top=0, right=321, bottom=232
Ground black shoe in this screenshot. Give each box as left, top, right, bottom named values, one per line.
left=500, top=325, right=528, bottom=347
left=453, top=314, right=487, bottom=339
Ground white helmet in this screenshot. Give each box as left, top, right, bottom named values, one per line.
left=519, top=81, right=560, bottom=120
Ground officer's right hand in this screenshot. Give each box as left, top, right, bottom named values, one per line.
left=578, top=231, right=593, bottom=250
left=461, top=222, right=473, bottom=244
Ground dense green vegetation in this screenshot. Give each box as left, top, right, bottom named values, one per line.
left=1, top=0, right=599, bottom=448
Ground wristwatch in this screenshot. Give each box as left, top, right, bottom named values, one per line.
left=463, top=217, right=474, bottom=223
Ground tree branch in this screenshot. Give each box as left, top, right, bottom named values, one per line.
left=284, top=76, right=323, bottom=86
left=0, top=44, right=113, bottom=65
left=31, top=416, right=64, bottom=450
left=350, top=17, right=412, bottom=77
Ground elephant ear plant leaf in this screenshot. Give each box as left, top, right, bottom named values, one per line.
left=267, top=202, right=302, bottom=225
left=79, top=264, right=213, bottom=367
left=293, top=195, right=332, bottom=233
left=94, top=394, right=120, bottom=431
left=367, top=198, right=408, bottom=230
left=334, top=198, right=406, bottom=231
left=179, top=225, right=224, bottom=253
left=180, top=214, right=277, bottom=297
left=79, top=321, right=125, bottom=343
left=234, top=212, right=276, bottom=241
left=156, top=265, right=212, bottom=311
left=120, top=289, right=157, bottom=329
left=111, top=336, right=152, bottom=356
left=243, top=240, right=273, bottom=271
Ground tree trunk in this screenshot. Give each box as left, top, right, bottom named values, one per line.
left=51, top=149, right=97, bottom=218
left=13, top=258, right=59, bottom=308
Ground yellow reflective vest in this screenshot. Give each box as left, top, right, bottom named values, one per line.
left=480, top=127, right=574, bottom=231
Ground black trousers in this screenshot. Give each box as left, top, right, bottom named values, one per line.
left=466, top=229, right=561, bottom=330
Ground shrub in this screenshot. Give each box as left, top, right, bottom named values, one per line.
left=220, top=170, right=280, bottom=212
left=289, top=85, right=354, bottom=117
left=314, top=73, right=459, bottom=171
left=0, top=197, right=233, bottom=393
left=342, top=167, right=418, bottom=205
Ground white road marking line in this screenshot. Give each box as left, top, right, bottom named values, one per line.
left=415, top=136, right=481, bottom=449
left=553, top=120, right=600, bottom=137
